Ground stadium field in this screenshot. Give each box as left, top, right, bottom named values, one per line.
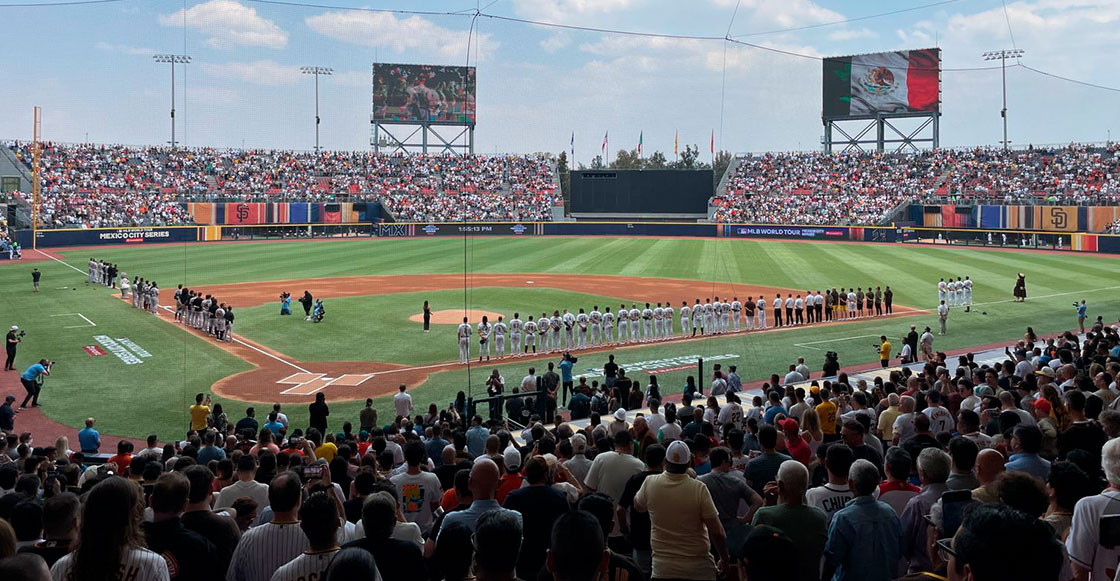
left=3, top=236, right=1119, bottom=441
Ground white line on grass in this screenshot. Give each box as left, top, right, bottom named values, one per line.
left=794, top=334, right=899, bottom=351
left=970, top=285, right=1120, bottom=308
left=35, top=249, right=86, bottom=275
left=50, top=313, right=96, bottom=328
left=154, top=304, right=312, bottom=374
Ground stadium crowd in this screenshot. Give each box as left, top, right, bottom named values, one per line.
left=712, top=144, right=1120, bottom=225
left=4, top=142, right=561, bottom=227
left=1, top=316, right=1119, bottom=581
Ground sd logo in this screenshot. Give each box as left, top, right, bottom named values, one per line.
left=1049, top=209, right=1068, bottom=230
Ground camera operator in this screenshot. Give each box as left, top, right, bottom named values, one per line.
left=4, top=325, right=22, bottom=371
left=822, top=351, right=840, bottom=377
left=20, top=358, right=52, bottom=408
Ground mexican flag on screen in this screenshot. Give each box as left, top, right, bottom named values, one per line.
left=823, top=49, right=940, bottom=117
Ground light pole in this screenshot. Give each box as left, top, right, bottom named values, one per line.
left=981, top=49, right=1024, bottom=149
left=301, top=66, right=333, bottom=153
left=153, top=54, right=191, bottom=149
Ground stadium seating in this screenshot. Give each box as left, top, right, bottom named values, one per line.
left=3, top=142, right=561, bottom=227
left=712, top=144, right=1120, bottom=225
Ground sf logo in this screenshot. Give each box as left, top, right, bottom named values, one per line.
left=236, top=204, right=250, bottom=221
left=1050, top=209, right=1068, bottom=230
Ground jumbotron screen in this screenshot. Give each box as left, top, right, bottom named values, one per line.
left=372, top=63, right=476, bottom=125
left=822, top=48, right=940, bottom=119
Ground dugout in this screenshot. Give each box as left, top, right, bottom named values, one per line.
left=569, top=169, right=712, bottom=221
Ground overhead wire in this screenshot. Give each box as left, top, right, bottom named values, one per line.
left=730, top=0, right=967, bottom=38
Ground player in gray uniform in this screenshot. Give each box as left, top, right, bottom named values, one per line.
left=493, top=316, right=507, bottom=357
left=617, top=304, right=629, bottom=343
left=522, top=316, right=537, bottom=354
left=509, top=313, right=523, bottom=355
left=575, top=309, right=589, bottom=349
left=628, top=305, right=641, bottom=342
left=703, top=299, right=714, bottom=335
left=214, top=304, right=227, bottom=339
left=88, top=258, right=96, bottom=283
left=149, top=283, right=160, bottom=315
left=589, top=307, right=603, bottom=347
left=720, top=299, right=731, bottom=333
left=457, top=317, right=472, bottom=364
left=755, top=296, right=767, bottom=329
left=963, top=276, right=973, bottom=308
left=663, top=302, right=674, bottom=339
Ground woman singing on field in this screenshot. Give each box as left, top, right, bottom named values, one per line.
left=422, top=300, right=432, bottom=332
left=1014, top=273, right=1027, bottom=302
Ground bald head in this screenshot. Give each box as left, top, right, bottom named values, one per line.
left=975, top=449, right=1006, bottom=485
left=470, top=458, right=501, bottom=500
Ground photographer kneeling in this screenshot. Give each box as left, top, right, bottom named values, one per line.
left=20, top=358, right=52, bottom=409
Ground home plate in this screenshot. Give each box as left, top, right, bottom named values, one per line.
left=526, top=281, right=534, bottom=285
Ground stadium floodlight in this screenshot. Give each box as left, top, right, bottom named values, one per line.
left=981, top=49, right=1025, bottom=150
left=152, top=54, right=192, bottom=149
left=301, top=66, right=333, bottom=153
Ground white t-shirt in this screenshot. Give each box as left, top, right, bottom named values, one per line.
left=585, top=451, right=645, bottom=502
left=391, top=471, right=443, bottom=534
left=658, top=422, right=683, bottom=443
left=1067, top=492, right=1120, bottom=581
left=52, top=547, right=169, bottom=581
left=646, top=412, right=666, bottom=433
left=393, top=392, right=413, bottom=418
left=215, top=479, right=271, bottom=511
left=352, top=520, right=424, bottom=547
left=892, top=412, right=917, bottom=443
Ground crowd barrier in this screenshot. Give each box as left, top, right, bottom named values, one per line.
left=15, top=220, right=1120, bottom=255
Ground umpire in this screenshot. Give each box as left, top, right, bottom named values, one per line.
left=4, top=326, right=19, bottom=371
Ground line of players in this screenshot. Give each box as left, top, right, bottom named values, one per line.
left=937, top=276, right=974, bottom=307
left=455, top=289, right=895, bottom=363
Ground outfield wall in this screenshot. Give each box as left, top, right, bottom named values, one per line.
left=907, top=204, right=1120, bottom=232
left=17, top=220, right=1120, bottom=254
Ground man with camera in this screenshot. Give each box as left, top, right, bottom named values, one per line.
left=5, top=325, right=22, bottom=371
left=19, top=358, right=52, bottom=408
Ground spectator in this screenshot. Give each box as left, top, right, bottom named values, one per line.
left=226, top=471, right=306, bottom=581
left=700, top=447, right=763, bottom=533
left=1067, top=437, right=1120, bottom=579
left=945, top=503, right=1063, bottom=581
left=744, top=425, right=792, bottom=492
left=472, top=510, right=521, bottom=581
left=502, top=456, right=569, bottom=580
left=344, top=491, right=426, bottom=579
left=1044, top=461, right=1093, bottom=541
left=390, top=440, right=442, bottom=536
left=546, top=511, right=611, bottom=581
left=180, top=465, right=240, bottom=576
left=576, top=492, right=645, bottom=581
left=634, top=440, right=729, bottom=579
left=805, top=443, right=856, bottom=524
left=878, top=447, right=920, bottom=516
left=308, top=393, right=329, bottom=434
left=77, top=418, right=99, bottom=454
left=750, top=460, right=827, bottom=581
left=585, top=431, right=644, bottom=503
left=142, top=472, right=220, bottom=579
left=49, top=477, right=170, bottom=580
left=359, top=399, right=377, bottom=433
left=441, top=459, right=521, bottom=536
left=946, top=436, right=981, bottom=490
left=1006, top=424, right=1052, bottom=481
left=900, top=447, right=951, bottom=574
left=271, top=492, right=344, bottom=581
left=740, top=525, right=797, bottom=581
left=18, top=492, right=78, bottom=567
left=215, top=454, right=270, bottom=510
left=971, top=448, right=1007, bottom=504
left=823, top=459, right=903, bottom=581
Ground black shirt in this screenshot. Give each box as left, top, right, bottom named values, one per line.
left=180, top=510, right=241, bottom=576
left=1059, top=421, right=1108, bottom=462
left=5, top=331, right=17, bottom=352
left=309, top=401, right=329, bottom=432
left=619, top=471, right=658, bottom=550
left=31, top=271, right=41, bottom=282
left=19, top=539, right=71, bottom=567
left=343, top=536, right=427, bottom=581
left=234, top=417, right=258, bottom=435
left=0, top=402, right=14, bottom=432
left=604, top=361, right=619, bottom=379
left=142, top=517, right=221, bottom=580
left=822, top=359, right=840, bottom=377
left=503, top=485, right=571, bottom=580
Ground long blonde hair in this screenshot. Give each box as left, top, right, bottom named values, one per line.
left=800, top=407, right=823, bottom=438
left=54, top=436, right=70, bottom=454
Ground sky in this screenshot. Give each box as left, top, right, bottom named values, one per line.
left=1, top=0, right=1118, bottom=160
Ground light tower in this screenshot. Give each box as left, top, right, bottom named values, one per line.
left=300, top=66, right=333, bottom=153
left=152, top=54, right=191, bottom=149
left=981, top=49, right=1025, bottom=149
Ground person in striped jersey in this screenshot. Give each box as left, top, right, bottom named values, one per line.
left=272, top=492, right=373, bottom=581
left=50, top=477, right=171, bottom=581
left=226, top=471, right=307, bottom=581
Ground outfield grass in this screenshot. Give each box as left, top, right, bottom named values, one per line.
left=0, top=237, right=1115, bottom=439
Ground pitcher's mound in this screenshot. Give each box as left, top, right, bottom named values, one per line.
left=410, top=309, right=504, bottom=325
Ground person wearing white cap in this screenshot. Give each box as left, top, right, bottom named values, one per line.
left=634, top=440, right=729, bottom=579
left=608, top=408, right=629, bottom=437
left=5, top=325, right=21, bottom=371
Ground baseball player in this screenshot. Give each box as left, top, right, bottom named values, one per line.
left=589, top=306, right=602, bottom=347
left=731, top=298, right=742, bottom=332
left=703, top=298, right=714, bottom=335
left=522, top=315, right=537, bottom=354
left=457, top=317, right=472, bottom=364
left=937, top=278, right=947, bottom=306
left=628, top=304, right=640, bottom=342
left=603, top=306, right=615, bottom=345
left=784, top=294, right=794, bottom=326
left=618, top=304, right=629, bottom=343
left=680, top=301, right=692, bottom=337
left=87, top=258, right=95, bottom=283
left=509, top=313, right=523, bottom=355
left=538, top=313, right=551, bottom=351
left=214, top=303, right=227, bottom=340
left=743, top=297, right=754, bottom=330
left=639, top=303, right=652, bottom=342
left=663, top=301, right=674, bottom=339
left=652, top=303, right=664, bottom=340
left=478, top=316, right=492, bottom=362
left=493, top=315, right=507, bottom=357
left=711, top=298, right=722, bottom=334
left=794, top=294, right=804, bottom=325
left=149, top=282, right=160, bottom=315
left=576, top=308, right=589, bottom=349
left=937, top=300, right=949, bottom=335
left=721, top=299, right=731, bottom=333
left=755, top=296, right=767, bottom=329
left=562, top=309, right=576, bottom=350
left=956, top=277, right=965, bottom=306
left=948, top=278, right=957, bottom=306
left=550, top=310, right=562, bottom=352
left=771, top=294, right=782, bottom=327
left=846, top=288, right=857, bottom=320
left=855, top=288, right=864, bottom=318
left=963, top=276, right=973, bottom=307
left=691, top=299, right=703, bottom=336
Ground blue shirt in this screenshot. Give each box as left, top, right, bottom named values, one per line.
left=426, top=437, right=449, bottom=466
left=1077, top=304, right=1087, bottom=318
left=263, top=420, right=284, bottom=435
left=21, top=364, right=46, bottom=382
left=764, top=405, right=787, bottom=425
left=825, top=495, right=904, bottom=581
left=1005, top=453, right=1051, bottom=481
left=439, top=499, right=522, bottom=538
left=466, top=426, right=489, bottom=458
left=197, top=444, right=226, bottom=464
left=727, top=373, right=743, bottom=393
left=78, top=427, right=101, bottom=453
left=559, top=360, right=573, bottom=383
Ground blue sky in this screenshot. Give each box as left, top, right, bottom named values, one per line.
left=1, top=0, right=1117, bottom=158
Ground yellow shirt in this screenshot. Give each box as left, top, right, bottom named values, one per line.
left=315, top=442, right=338, bottom=462
left=817, top=401, right=838, bottom=434
left=878, top=405, right=902, bottom=441
left=635, top=471, right=719, bottom=579
left=189, top=405, right=210, bottom=431
left=879, top=341, right=892, bottom=361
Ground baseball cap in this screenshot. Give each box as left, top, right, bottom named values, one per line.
left=810, top=385, right=821, bottom=395
left=778, top=418, right=799, bottom=431
left=503, top=447, right=522, bottom=470
left=570, top=434, right=587, bottom=454
left=9, top=326, right=16, bottom=331
left=1036, top=367, right=1056, bottom=379
left=665, top=440, right=691, bottom=466
left=1032, top=399, right=1053, bottom=415
left=613, top=408, right=627, bottom=422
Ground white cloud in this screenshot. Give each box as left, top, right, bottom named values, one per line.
left=305, top=11, right=496, bottom=62
left=510, top=0, right=639, bottom=24
left=95, top=42, right=156, bottom=56
left=159, top=0, right=288, bottom=50
left=200, top=60, right=302, bottom=86
left=735, top=0, right=843, bottom=31
left=827, top=27, right=875, bottom=42
left=540, top=31, right=572, bottom=53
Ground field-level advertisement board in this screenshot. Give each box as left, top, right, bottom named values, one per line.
left=372, top=63, right=476, bottom=125
left=823, top=48, right=940, bottom=119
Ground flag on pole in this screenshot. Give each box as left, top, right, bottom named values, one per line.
left=570, top=132, right=574, bottom=158
left=601, top=131, right=608, bottom=155
left=673, top=130, right=679, bottom=157
left=637, top=131, right=643, bottom=157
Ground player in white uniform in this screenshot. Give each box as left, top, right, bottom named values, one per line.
left=846, top=290, right=856, bottom=319
left=550, top=311, right=562, bottom=352
left=617, top=304, right=629, bottom=343
left=963, top=276, right=973, bottom=307
left=522, top=316, right=537, bottom=354
left=653, top=304, right=664, bottom=340
left=756, top=297, right=767, bottom=329
left=562, top=309, right=576, bottom=350
left=538, top=313, right=551, bottom=352
left=956, top=277, right=965, bottom=306
left=703, top=299, right=714, bottom=335
left=937, top=278, right=947, bottom=305
left=457, top=317, right=472, bottom=364
left=603, top=306, right=615, bottom=344
left=576, top=308, right=589, bottom=348
left=638, top=303, right=651, bottom=342
left=628, top=305, right=641, bottom=342
left=691, top=299, right=703, bottom=336
left=663, top=302, right=674, bottom=339
left=493, top=316, right=507, bottom=357
left=946, top=279, right=956, bottom=306
left=680, top=301, right=692, bottom=337
left=720, top=299, right=731, bottom=333
left=509, top=313, right=523, bottom=355
left=589, top=306, right=603, bottom=347
left=731, top=298, right=742, bottom=332
left=477, top=316, right=492, bottom=362
left=711, top=298, right=721, bottom=334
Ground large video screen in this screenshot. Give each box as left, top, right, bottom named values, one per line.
left=822, top=48, right=940, bottom=118
left=372, top=63, right=476, bottom=125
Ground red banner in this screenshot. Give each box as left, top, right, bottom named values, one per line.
left=83, top=345, right=106, bottom=357
left=225, top=202, right=265, bottom=224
